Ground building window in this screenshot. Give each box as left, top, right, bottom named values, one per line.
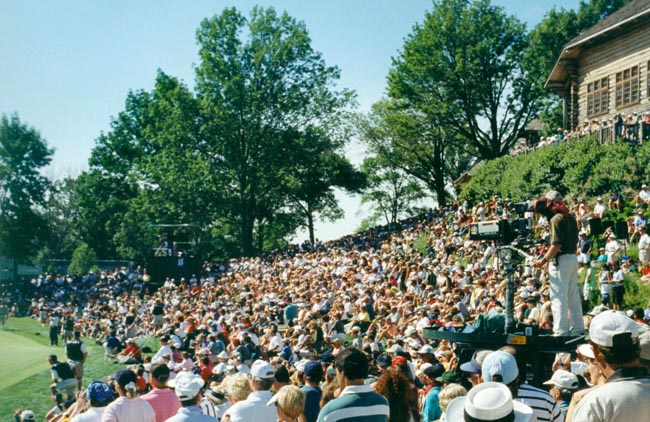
left=615, top=65, right=639, bottom=107
left=587, top=77, right=609, bottom=117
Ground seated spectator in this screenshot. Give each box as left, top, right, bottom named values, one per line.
left=103, top=332, right=121, bottom=358
left=165, top=373, right=212, bottom=422
left=266, top=385, right=306, bottom=422
left=444, top=382, right=533, bottom=422
left=543, top=369, right=579, bottom=416
left=608, top=190, right=622, bottom=211
left=593, top=198, right=606, bottom=219
left=70, top=381, right=115, bottom=422
left=116, top=338, right=141, bottom=364
left=637, top=184, right=650, bottom=207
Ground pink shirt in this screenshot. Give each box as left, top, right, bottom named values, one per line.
left=101, top=397, right=155, bottom=422
left=141, top=388, right=181, bottom=422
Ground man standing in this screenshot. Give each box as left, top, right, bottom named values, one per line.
left=49, top=312, right=60, bottom=346
left=533, top=190, right=584, bottom=336
left=317, top=348, right=389, bottom=422
left=65, top=330, right=88, bottom=390
left=141, top=363, right=181, bottom=422
left=572, top=311, right=650, bottom=421
left=223, top=360, right=277, bottom=422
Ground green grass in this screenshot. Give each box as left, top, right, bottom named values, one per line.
left=0, top=318, right=157, bottom=421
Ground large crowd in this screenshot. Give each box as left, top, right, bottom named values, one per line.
left=6, top=189, right=650, bottom=422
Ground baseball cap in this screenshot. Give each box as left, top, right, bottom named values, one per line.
left=376, top=354, right=392, bottom=368
left=251, top=360, right=275, bottom=379
left=304, top=361, right=323, bottom=379
left=150, top=362, right=170, bottom=382
left=418, top=344, right=435, bottom=354
left=20, top=410, right=36, bottom=421
left=422, top=362, right=445, bottom=379
left=576, top=343, right=595, bottom=359
left=445, top=382, right=533, bottom=422
left=588, top=310, right=639, bottom=348
left=543, top=369, right=579, bottom=390
left=545, top=190, right=563, bottom=202
left=174, top=373, right=205, bottom=400
left=86, top=381, right=114, bottom=405
left=482, top=351, right=519, bottom=385
left=460, top=350, right=492, bottom=374
left=436, top=370, right=462, bottom=384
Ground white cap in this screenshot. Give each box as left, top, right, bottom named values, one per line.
left=250, top=360, right=275, bottom=379
left=174, top=373, right=205, bottom=400
left=543, top=369, right=579, bottom=389
left=588, top=310, right=639, bottom=347
left=418, top=344, right=435, bottom=354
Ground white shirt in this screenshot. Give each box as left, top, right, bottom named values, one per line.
left=101, top=397, right=155, bottom=422
left=224, top=390, right=275, bottom=422
left=71, top=406, right=106, bottom=422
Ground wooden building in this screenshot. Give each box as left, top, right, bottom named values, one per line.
left=545, top=0, right=650, bottom=130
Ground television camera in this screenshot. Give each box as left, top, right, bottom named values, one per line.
left=468, top=201, right=533, bottom=244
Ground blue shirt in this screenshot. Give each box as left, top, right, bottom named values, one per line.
left=163, top=406, right=217, bottom=422
left=421, top=385, right=442, bottom=422
left=301, top=385, right=323, bottom=422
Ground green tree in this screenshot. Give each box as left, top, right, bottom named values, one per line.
left=0, top=113, right=53, bottom=261
left=358, top=100, right=471, bottom=206
left=67, top=243, right=97, bottom=275
left=40, top=177, right=81, bottom=260
left=360, top=156, right=426, bottom=225
left=281, top=127, right=366, bottom=245
left=195, top=6, right=355, bottom=255
left=388, top=0, right=535, bottom=160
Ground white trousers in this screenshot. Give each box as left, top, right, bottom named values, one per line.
left=548, top=254, right=585, bottom=335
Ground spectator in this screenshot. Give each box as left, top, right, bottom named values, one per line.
left=165, top=372, right=214, bottom=422
left=317, top=348, right=389, bottom=422
left=593, top=197, right=606, bottom=219
left=436, top=383, right=467, bottom=418
left=543, top=369, right=579, bottom=415
left=571, top=311, right=650, bottom=421
left=140, top=363, right=180, bottom=422
left=374, top=365, right=420, bottom=422
left=19, top=410, right=36, bottom=422
left=444, top=382, right=533, bottom=422
left=482, top=349, right=562, bottom=422
left=637, top=184, right=650, bottom=207
left=266, top=385, right=306, bottom=422
left=102, top=369, right=155, bottom=422
left=223, top=360, right=277, bottom=422
left=300, top=361, right=323, bottom=422
left=70, top=381, right=115, bottom=422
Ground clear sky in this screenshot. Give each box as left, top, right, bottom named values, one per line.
left=1, top=0, right=581, bottom=242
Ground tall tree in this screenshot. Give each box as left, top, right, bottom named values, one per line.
left=195, top=6, right=355, bottom=256
left=357, top=100, right=471, bottom=206
left=388, top=0, right=535, bottom=160
left=281, top=127, right=366, bottom=245
left=360, top=155, right=426, bottom=225
left=0, top=113, right=53, bottom=261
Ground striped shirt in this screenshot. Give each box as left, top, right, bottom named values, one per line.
left=516, top=383, right=563, bottom=422
left=317, top=384, right=389, bottom=422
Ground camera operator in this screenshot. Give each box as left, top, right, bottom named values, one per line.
left=532, top=190, right=585, bottom=336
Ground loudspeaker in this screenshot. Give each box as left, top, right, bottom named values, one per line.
left=615, top=220, right=629, bottom=240
left=588, top=218, right=602, bottom=237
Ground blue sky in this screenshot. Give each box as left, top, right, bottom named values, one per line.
left=0, top=0, right=581, bottom=241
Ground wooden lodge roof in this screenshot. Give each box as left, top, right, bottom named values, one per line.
left=545, top=0, right=650, bottom=90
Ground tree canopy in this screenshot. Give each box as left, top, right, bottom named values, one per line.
left=0, top=113, right=53, bottom=260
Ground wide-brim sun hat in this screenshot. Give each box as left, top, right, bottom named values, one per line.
left=445, top=382, right=533, bottom=422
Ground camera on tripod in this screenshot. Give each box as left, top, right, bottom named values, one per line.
left=468, top=202, right=533, bottom=244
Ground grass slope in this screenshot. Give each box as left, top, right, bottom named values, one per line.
left=0, top=318, right=151, bottom=421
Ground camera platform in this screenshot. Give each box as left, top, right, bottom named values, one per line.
left=423, top=327, right=585, bottom=386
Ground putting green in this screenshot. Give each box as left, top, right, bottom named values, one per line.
left=0, top=330, right=50, bottom=391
